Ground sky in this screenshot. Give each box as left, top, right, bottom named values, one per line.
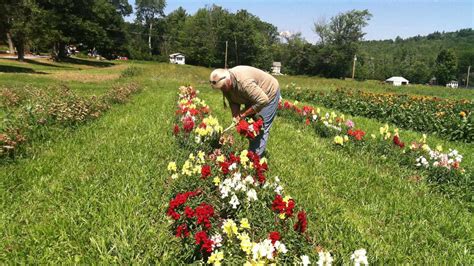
left=126, top=0, right=474, bottom=43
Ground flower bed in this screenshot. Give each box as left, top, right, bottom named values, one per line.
left=282, top=85, right=473, bottom=142
left=0, top=83, right=141, bottom=159
left=168, top=86, right=369, bottom=265
left=278, top=99, right=472, bottom=200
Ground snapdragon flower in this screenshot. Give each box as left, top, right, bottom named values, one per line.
left=350, top=249, right=368, bottom=266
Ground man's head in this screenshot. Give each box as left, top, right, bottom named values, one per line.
left=209, top=69, right=231, bottom=91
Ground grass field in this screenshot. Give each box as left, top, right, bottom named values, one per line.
left=0, top=59, right=473, bottom=263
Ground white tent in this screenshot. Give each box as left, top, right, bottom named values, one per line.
left=385, top=76, right=409, bottom=86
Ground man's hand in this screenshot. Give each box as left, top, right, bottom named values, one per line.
left=232, top=115, right=241, bottom=124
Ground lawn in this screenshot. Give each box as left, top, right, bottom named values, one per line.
left=0, top=60, right=472, bottom=263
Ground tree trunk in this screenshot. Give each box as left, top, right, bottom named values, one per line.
left=16, top=40, right=25, bottom=61
left=6, top=32, right=14, bottom=54
left=148, top=21, right=153, bottom=56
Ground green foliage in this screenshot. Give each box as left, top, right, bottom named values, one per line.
left=282, top=85, right=473, bottom=142
left=434, top=49, right=458, bottom=85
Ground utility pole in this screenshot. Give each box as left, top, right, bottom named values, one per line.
left=225, top=41, right=228, bottom=69
left=351, top=54, right=357, bottom=79
left=467, top=65, right=471, bottom=88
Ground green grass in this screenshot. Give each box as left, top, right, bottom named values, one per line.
left=276, top=75, right=474, bottom=100
left=1, top=61, right=473, bottom=263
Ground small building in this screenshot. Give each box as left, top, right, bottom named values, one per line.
left=446, top=80, right=458, bottom=88
left=271, top=62, right=282, bottom=75
left=169, top=53, right=185, bottom=65
left=385, top=76, right=409, bottom=86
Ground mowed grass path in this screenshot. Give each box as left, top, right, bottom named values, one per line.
left=1, top=62, right=473, bottom=263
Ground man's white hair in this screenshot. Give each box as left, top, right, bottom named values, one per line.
left=209, top=68, right=230, bottom=90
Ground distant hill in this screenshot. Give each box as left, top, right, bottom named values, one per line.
left=357, top=28, right=474, bottom=84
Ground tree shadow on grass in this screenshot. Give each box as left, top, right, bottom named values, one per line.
left=24, top=59, right=72, bottom=69
left=0, top=65, right=47, bottom=74
left=60, top=57, right=115, bottom=68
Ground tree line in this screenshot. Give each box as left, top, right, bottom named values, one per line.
left=1, top=0, right=472, bottom=85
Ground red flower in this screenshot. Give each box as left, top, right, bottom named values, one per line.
left=294, top=211, right=308, bottom=234
left=184, top=206, right=195, bottom=218
left=195, top=203, right=214, bottom=229
left=272, top=195, right=286, bottom=213
left=219, top=161, right=230, bottom=175
left=195, top=231, right=214, bottom=253
left=176, top=224, right=189, bottom=238
left=236, top=118, right=264, bottom=139
left=348, top=128, right=365, bottom=141
left=201, top=165, right=211, bottom=179
left=271, top=194, right=295, bottom=217
left=268, top=231, right=281, bottom=244
left=393, top=135, right=405, bottom=148
left=305, top=118, right=310, bottom=126
left=182, top=116, right=195, bottom=132
left=173, top=124, right=180, bottom=135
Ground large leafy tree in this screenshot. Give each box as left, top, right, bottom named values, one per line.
left=434, top=49, right=458, bottom=85
left=0, top=0, right=41, bottom=60
left=135, top=0, right=166, bottom=55
left=34, top=0, right=130, bottom=59
left=313, top=9, right=372, bottom=78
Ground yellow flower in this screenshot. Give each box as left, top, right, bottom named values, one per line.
left=197, top=151, right=205, bottom=163
left=167, top=162, right=177, bottom=172
left=422, top=144, right=430, bottom=151
left=240, top=150, right=249, bottom=165
left=171, top=173, right=179, bottom=179
left=294, top=100, right=299, bottom=105
left=213, top=177, right=221, bottom=186
left=207, top=251, right=224, bottom=265
left=240, top=218, right=251, bottom=230
left=238, top=233, right=252, bottom=254
left=460, top=111, right=466, bottom=117
left=334, top=136, right=344, bottom=145
left=394, top=128, right=399, bottom=136
left=371, top=134, right=376, bottom=139
left=189, top=153, right=195, bottom=161
left=259, top=158, right=267, bottom=165
left=216, top=155, right=225, bottom=163
left=222, top=219, right=238, bottom=238
left=344, top=135, right=349, bottom=142
left=283, top=195, right=292, bottom=203
left=279, top=213, right=286, bottom=220
left=436, top=145, right=443, bottom=152
left=316, top=108, right=321, bottom=113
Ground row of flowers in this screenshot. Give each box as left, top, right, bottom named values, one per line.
left=278, top=99, right=472, bottom=199
left=0, top=83, right=141, bottom=160
left=167, top=86, right=369, bottom=265
left=282, top=84, right=473, bottom=142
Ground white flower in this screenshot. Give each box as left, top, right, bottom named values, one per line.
left=350, top=249, right=368, bottom=266
left=211, top=234, right=223, bottom=248
left=317, top=251, right=333, bottom=266
left=229, top=194, right=240, bottom=209
left=274, top=185, right=283, bottom=194
left=244, top=175, right=254, bottom=184
left=220, top=185, right=231, bottom=198
left=194, top=135, right=201, bottom=144
left=274, top=241, right=288, bottom=254
left=301, top=255, right=311, bottom=266
left=229, top=162, right=238, bottom=171
left=247, top=189, right=257, bottom=201
left=252, top=239, right=275, bottom=261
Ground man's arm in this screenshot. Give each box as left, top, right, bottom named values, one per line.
left=240, top=80, right=269, bottom=117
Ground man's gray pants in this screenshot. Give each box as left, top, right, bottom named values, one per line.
left=249, top=89, right=280, bottom=157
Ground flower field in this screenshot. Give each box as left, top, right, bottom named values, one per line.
left=282, top=85, right=473, bottom=142
left=0, top=60, right=472, bottom=264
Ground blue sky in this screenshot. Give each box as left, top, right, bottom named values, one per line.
left=126, top=0, right=473, bottom=42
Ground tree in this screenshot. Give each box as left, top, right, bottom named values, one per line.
left=434, top=49, right=458, bottom=85
left=312, top=9, right=372, bottom=78
left=135, top=0, right=166, bottom=55
left=0, top=0, right=41, bottom=60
